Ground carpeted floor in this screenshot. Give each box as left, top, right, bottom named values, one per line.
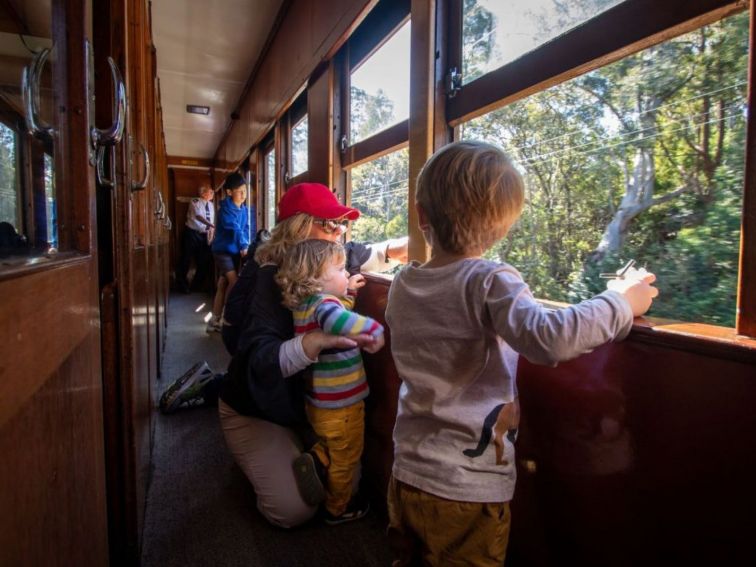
left=141, top=293, right=392, bottom=567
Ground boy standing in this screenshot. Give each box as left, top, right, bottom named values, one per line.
left=385, top=141, right=657, bottom=565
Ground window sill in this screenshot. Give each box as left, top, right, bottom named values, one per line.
left=0, top=251, right=90, bottom=282
left=538, top=298, right=756, bottom=363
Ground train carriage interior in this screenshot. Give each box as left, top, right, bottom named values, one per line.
left=1, top=0, right=755, bottom=565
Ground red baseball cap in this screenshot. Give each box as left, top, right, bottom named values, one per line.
left=278, top=183, right=360, bottom=222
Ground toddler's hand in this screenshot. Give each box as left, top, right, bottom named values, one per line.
left=348, top=274, right=366, bottom=292
left=607, top=270, right=658, bottom=317
left=361, top=333, right=385, bottom=354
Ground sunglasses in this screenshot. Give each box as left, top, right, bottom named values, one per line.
left=316, top=218, right=350, bottom=234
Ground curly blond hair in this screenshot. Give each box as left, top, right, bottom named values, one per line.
left=254, top=213, right=315, bottom=266
left=275, top=239, right=346, bottom=309
left=417, top=140, right=525, bottom=255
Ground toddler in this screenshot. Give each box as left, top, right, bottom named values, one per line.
left=385, top=140, right=658, bottom=565
left=276, top=239, right=385, bottom=524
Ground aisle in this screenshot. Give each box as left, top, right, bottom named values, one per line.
left=141, top=293, right=391, bottom=567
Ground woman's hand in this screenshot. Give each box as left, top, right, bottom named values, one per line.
left=301, top=329, right=378, bottom=359
left=387, top=237, right=409, bottom=264
left=361, top=333, right=385, bottom=354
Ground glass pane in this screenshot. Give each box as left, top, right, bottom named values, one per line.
left=0, top=0, right=60, bottom=265
left=350, top=147, right=409, bottom=245
left=291, top=116, right=308, bottom=177
left=350, top=21, right=411, bottom=144
left=0, top=123, right=27, bottom=258
left=462, top=0, right=624, bottom=84
left=461, top=13, right=748, bottom=327
left=265, top=149, right=276, bottom=229
left=44, top=152, right=57, bottom=250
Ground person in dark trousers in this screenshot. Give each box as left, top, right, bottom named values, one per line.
left=176, top=184, right=215, bottom=293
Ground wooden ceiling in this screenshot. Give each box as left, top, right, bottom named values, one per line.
left=151, top=0, right=284, bottom=160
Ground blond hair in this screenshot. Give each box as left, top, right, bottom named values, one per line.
left=416, top=140, right=525, bottom=255
left=254, top=213, right=315, bottom=266
left=275, top=240, right=346, bottom=308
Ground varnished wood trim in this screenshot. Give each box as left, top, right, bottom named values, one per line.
left=537, top=297, right=756, bottom=363
left=447, top=0, right=746, bottom=126
left=166, top=155, right=213, bottom=169
left=342, top=119, right=409, bottom=168
left=631, top=319, right=756, bottom=364
left=737, top=0, right=756, bottom=336
left=0, top=261, right=94, bottom=427
left=307, top=62, right=333, bottom=186
left=407, top=0, right=435, bottom=263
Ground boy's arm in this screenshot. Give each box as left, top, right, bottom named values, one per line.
left=484, top=266, right=634, bottom=366
left=315, top=297, right=384, bottom=338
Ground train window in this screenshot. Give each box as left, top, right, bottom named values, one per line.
left=290, top=116, right=308, bottom=178
left=43, top=152, right=57, bottom=250
left=460, top=11, right=748, bottom=327
left=350, top=20, right=411, bottom=144
left=349, top=147, right=409, bottom=245
left=0, top=122, right=21, bottom=234
left=461, top=0, right=625, bottom=85
left=264, top=147, right=276, bottom=229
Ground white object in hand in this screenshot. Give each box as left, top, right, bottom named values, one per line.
left=606, top=266, right=649, bottom=292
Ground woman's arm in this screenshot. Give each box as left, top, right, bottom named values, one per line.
left=358, top=236, right=409, bottom=273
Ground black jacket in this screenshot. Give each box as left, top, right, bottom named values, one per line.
left=219, top=241, right=371, bottom=426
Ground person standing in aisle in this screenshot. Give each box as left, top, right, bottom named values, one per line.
left=176, top=184, right=215, bottom=294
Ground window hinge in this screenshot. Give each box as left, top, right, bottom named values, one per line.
left=339, top=134, right=348, bottom=154
left=446, top=67, right=462, bottom=98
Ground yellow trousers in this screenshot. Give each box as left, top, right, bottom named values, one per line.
left=387, top=476, right=511, bottom=566
left=306, top=401, right=365, bottom=517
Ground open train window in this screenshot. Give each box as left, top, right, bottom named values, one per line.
left=444, top=0, right=755, bottom=336
left=263, top=143, right=276, bottom=229
left=350, top=147, right=409, bottom=245
left=460, top=11, right=748, bottom=328
left=339, top=0, right=411, bottom=252
left=283, top=91, right=308, bottom=186
left=290, top=116, right=308, bottom=180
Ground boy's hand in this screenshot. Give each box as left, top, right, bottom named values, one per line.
left=608, top=272, right=659, bottom=317
left=361, top=333, right=385, bottom=354
left=348, top=274, right=366, bottom=292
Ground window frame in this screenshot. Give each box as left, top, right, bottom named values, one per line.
left=284, top=91, right=309, bottom=187
left=340, top=0, right=412, bottom=169
left=444, top=0, right=756, bottom=339
left=260, top=133, right=277, bottom=230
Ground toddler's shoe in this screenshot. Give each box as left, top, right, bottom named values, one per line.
left=292, top=450, right=327, bottom=506
left=324, top=493, right=370, bottom=525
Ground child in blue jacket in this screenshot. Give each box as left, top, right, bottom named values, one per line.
left=208, top=172, right=252, bottom=331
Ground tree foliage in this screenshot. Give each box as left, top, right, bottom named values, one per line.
left=461, top=5, right=748, bottom=327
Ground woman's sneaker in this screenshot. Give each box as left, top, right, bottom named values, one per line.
left=205, top=317, right=221, bottom=333
left=292, top=450, right=327, bottom=506
left=158, top=361, right=215, bottom=414
left=324, top=493, right=370, bottom=525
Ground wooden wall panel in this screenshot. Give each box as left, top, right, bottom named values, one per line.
left=0, top=316, right=107, bottom=566
left=214, top=0, right=377, bottom=170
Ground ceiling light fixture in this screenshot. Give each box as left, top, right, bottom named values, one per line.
left=186, top=105, right=210, bottom=115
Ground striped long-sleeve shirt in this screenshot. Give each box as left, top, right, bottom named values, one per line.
left=293, top=293, right=384, bottom=409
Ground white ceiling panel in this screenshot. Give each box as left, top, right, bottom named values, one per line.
left=152, top=0, right=284, bottom=159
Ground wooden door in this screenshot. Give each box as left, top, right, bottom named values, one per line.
left=0, top=0, right=109, bottom=564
